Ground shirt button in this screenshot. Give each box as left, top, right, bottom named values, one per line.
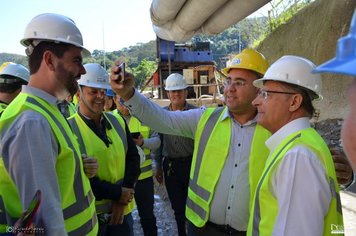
left=227, top=206, right=231, bottom=210
left=234, top=164, right=237, bottom=167
left=238, top=143, right=241, bottom=147
left=231, top=185, right=234, bottom=189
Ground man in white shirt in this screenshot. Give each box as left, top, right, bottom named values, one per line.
left=248, top=55, right=343, bottom=236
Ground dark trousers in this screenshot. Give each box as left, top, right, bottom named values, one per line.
left=163, top=157, right=192, bottom=236
left=134, top=177, right=157, bottom=236
left=188, top=222, right=246, bottom=236
left=98, top=213, right=133, bottom=236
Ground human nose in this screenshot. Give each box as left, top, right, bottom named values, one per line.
left=252, top=92, right=262, bottom=107
left=80, top=64, right=86, bottom=75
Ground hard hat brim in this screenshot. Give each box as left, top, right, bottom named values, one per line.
left=253, top=78, right=323, bottom=101
left=165, top=85, right=188, bottom=91
left=313, top=58, right=356, bottom=77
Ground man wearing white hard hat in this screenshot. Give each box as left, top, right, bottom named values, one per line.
left=153, top=73, right=197, bottom=236
left=0, top=62, right=29, bottom=116
left=247, top=55, right=343, bottom=235
left=0, top=13, right=97, bottom=235
left=68, top=63, right=140, bottom=236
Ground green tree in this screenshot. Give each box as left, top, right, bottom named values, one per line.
left=132, top=59, right=156, bottom=89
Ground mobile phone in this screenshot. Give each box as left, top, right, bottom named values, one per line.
left=18, top=190, right=42, bottom=228
left=131, top=132, right=140, bottom=139
left=118, top=62, right=125, bottom=82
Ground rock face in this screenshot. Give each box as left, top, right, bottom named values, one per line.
left=257, top=0, right=356, bottom=121
left=314, top=118, right=343, bottom=147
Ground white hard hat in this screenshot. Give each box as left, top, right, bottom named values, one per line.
left=0, top=62, right=30, bottom=83
left=21, top=13, right=90, bottom=57
left=165, top=73, right=188, bottom=91
left=254, top=55, right=322, bottom=100
left=78, top=63, right=111, bottom=90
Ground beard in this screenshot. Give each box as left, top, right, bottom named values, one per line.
left=55, top=63, right=80, bottom=100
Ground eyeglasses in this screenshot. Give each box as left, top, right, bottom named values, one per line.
left=223, top=79, right=246, bottom=88
left=257, top=89, right=297, bottom=100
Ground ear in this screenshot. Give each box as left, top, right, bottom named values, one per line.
left=289, top=94, right=303, bottom=112
left=43, top=51, right=56, bottom=71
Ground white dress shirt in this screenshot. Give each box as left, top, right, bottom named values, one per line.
left=265, top=117, right=332, bottom=236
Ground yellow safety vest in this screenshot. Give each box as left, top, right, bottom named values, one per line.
left=0, top=93, right=97, bottom=235
left=0, top=102, right=7, bottom=116
left=128, top=116, right=153, bottom=180
left=186, top=107, right=271, bottom=227
left=247, top=128, right=343, bottom=236
left=68, top=112, right=134, bottom=215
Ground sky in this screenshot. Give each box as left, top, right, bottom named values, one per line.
left=0, top=0, right=156, bottom=55
left=0, top=0, right=271, bottom=56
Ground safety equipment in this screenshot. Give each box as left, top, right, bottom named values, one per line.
left=247, top=128, right=343, bottom=235
left=20, top=13, right=90, bottom=56
left=165, top=73, right=188, bottom=90
left=0, top=93, right=98, bottom=235
left=106, top=89, right=115, bottom=97
left=314, top=10, right=356, bottom=76
left=253, top=55, right=323, bottom=100
left=0, top=62, right=30, bottom=83
left=186, top=107, right=270, bottom=227
left=68, top=112, right=135, bottom=216
left=222, top=48, right=269, bottom=76
left=78, top=63, right=111, bottom=90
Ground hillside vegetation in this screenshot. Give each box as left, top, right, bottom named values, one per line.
left=0, top=0, right=313, bottom=88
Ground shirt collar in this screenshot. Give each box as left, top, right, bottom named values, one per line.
left=22, top=85, right=60, bottom=106
left=266, top=117, right=311, bottom=153
left=168, top=102, right=189, bottom=111
left=220, top=107, right=258, bottom=127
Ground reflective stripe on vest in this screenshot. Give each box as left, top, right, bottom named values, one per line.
left=252, top=134, right=300, bottom=236
left=186, top=107, right=270, bottom=227
left=25, top=98, right=97, bottom=235
left=250, top=129, right=343, bottom=236
left=106, top=113, right=128, bottom=153
left=186, top=107, right=225, bottom=221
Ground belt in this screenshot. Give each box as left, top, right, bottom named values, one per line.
left=206, top=222, right=246, bottom=236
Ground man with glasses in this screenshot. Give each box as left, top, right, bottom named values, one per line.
left=247, top=55, right=343, bottom=235
left=109, top=48, right=271, bottom=236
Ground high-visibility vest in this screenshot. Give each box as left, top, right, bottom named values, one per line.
left=128, top=116, right=152, bottom=180
left=68, top=112, right=134, bottom=215
left=0, top=93, right=98, bottom=235
left=186, top=107, right=271, bottom=227
left=247, top=128, right=343, bottom=236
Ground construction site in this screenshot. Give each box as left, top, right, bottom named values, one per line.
left=139, top=0, right=356, bottom=235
